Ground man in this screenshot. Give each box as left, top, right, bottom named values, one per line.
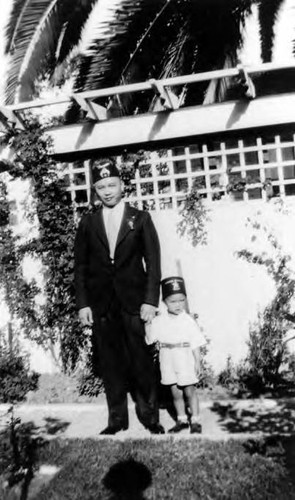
left=74, top=158, right=164, bottom=434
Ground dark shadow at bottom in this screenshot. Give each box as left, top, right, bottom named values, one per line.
left=103, top=459, right=152, bottom=500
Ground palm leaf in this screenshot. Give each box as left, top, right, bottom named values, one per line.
left=55, top=0, right=99, bottom=63
left=258, top=0, right=286, bottom=62
left=75, top=0, right=167, bottom=92
left=4, top=0, right=99, bottom=103
left=74, top=0, right=254, bottom=112
left=5, top=0, right=62, bottom=102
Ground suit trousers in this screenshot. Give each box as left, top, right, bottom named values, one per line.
left=92, top=296, right=159, bottom=428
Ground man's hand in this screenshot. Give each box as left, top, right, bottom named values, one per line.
left=140, top=304, right=157, bottom=323
left=78, top=307, right=93, bottom=327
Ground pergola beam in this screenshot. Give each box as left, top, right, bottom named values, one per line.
left=47, top=92, right=295, bottom=160
left=2, top=60, right=295, bottom=113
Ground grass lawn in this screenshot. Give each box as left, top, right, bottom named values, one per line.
left=32, top=437, right=294, bottom=500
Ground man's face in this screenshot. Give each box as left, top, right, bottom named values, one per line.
left=94, top=177, right=123, bottom=207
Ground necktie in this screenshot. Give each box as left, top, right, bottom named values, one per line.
left=106, top=208, right=118, bottom=259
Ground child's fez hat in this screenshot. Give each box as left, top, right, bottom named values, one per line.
left=161, top=276, right=187, bottom=300
left=91, top=158, right=120, bottom=184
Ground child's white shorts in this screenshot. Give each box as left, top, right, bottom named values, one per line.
left=159, top=347, right=198, bottom=386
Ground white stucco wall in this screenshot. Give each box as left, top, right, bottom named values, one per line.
left=152, top=198, right=295, bottom=372
left=4, top=196, right=295, bottom=375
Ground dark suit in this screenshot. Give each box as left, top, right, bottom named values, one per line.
left=74, top=203, right=161, bottom=428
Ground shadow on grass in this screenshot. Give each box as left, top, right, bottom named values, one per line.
left=103, top=458, right=152, bottom=500
left=43, top=417, right=71, bottom=435
left=22, top=438, right=295, bottom=499
left=243, top=434, right=295, bottom=491
left=210, top=400, right=295, bottom=434
left=210, top=398, right=295, bottom=493
left=0, top=416, right=70, bottom=500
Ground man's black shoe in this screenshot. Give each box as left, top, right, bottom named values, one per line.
left=168, top=421, right=189, bottom=433
left=147, top=423, right=165, bottom=434
left=100, top=425, right=128, bottom=435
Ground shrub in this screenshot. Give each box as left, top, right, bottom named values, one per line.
left=76, top=369, right=104, bottom=398
left=0, top=345, right=39, bottom=404
left=199, top=338, right=215, bottom=389
left=0, top=344, right=40, bottom=493
left=217, top=355, right=247, bottom=395
left=240, top=306, right=290, bottom=395
left=237, top=208, right=295, bottom=395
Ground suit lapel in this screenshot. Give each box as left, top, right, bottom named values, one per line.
left=93, top=208, right=109, bottom=251
left=115, top=204, right=136, bottom=251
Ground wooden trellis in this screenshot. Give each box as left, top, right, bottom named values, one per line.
left=63, top=129, right=295, bottom=210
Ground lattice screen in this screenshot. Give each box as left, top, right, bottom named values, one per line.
left=63, top=129, right=295, bottom=210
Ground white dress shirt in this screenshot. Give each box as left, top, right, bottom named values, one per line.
left=103, top=200, right=125, bottom=259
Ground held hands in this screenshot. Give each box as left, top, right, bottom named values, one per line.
left=140, top=303, right=157, bottom=324
left=79, top=304, right=156, bottom=326
left=78, top=307, right=93, bottom=327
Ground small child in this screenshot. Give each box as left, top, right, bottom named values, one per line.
left=146, top=276, right=206, bottom=434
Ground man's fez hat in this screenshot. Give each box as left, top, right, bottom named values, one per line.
left=91, top=158, right=120, bottom=184
left=161, top=276, right=187, bottom=300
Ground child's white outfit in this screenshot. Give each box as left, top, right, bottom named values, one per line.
left=146, top=310, right=206, bottom=386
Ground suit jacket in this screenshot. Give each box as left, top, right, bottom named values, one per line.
left=74, top=203, right=161, bottom=315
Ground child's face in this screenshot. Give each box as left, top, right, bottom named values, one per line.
left=165, top=293, right=186, bottom=315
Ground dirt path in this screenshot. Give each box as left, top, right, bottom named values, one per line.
left=1, top=397, right=294, bottom=440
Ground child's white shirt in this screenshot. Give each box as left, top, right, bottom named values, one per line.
left=146, top=310, right=206, bottom=349
left=146, top=310, right=206, bottom=386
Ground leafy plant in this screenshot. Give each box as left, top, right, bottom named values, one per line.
left=0, top=343, right=40, bottom=494
left=226, top=174, right=247, bottom=193
left=198, top=339, right=215, bottom=389
left=1, top=119, right=85, bottom=370
left=119, top=150, right=151, bottom=199
left=0, top=346, right=39, bottom=404
left=236, top=209, right=295, bottom=395
left=177, top=188, right=210, bottom=246
left=217, top=355, right=247, bottom=395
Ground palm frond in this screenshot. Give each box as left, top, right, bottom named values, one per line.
left=4, top=0, right=99, bottom=103
left=257, top=0, right=286, bottom=62
left=74, top=0, right=254, bottom=112
left=5, top=0, right=30, bottom=53
left=183, top=0, right=253, bottom=105
left=5, top=0, right=61, bottom=102
left=55, top=0, right=99, bottom=63
left=75, top=0, right=167, bottom=92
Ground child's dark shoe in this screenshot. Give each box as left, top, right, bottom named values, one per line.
left=190, top=422, right=202, bottom=434
left=168, top=421, right=189, bottom=433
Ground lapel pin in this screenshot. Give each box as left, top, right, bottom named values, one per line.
left=127, top=216, right=136, bottom=230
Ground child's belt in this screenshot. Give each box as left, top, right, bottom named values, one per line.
left=159, top=342, right=190, bottom=348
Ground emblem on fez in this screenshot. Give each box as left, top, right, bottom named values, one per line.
left=172, top=280, right=181, bottom=291
left=100, top=167, right=110, bottom=178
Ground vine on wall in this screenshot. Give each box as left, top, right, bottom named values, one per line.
left=177, top=189, right=210, bottom=246
left=0, top=120, right=84, bottom=370
left=0, top=180, right=38, bottom=345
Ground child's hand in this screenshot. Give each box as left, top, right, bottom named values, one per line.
left=195, top=365, right=201, bottom=379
